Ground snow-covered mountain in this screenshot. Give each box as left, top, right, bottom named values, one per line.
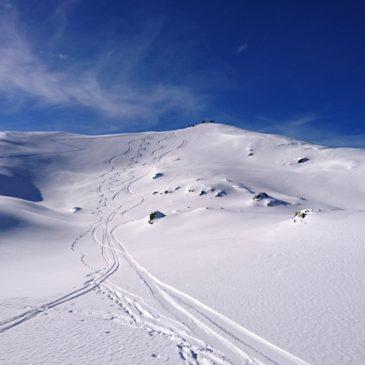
left=1, top=123, right=364, bottom=364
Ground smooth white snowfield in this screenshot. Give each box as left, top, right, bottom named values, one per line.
left=0, top=123, right=364, bottom=365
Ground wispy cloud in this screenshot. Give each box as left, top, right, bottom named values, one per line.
left=0, top=3, right=205, bottom=123
left=236, top=43, right=248, bottom=54
left=256, top=113, right=318, bottom=136
left=250, top=113, right=365, bottom=148
left=314, top=133, right=365, bottom=148
left=50, top=0, right=80, bottom=41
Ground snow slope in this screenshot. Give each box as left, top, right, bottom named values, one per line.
left=0, top=123, right=364, bottom=364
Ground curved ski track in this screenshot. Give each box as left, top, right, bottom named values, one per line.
left=0, top=133, right=310, bottom=365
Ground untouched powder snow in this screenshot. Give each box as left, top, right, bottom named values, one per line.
left=0, top=123, right=364, bottom=364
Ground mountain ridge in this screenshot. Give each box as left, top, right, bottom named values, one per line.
left=0, top=122, right=364, bottom=364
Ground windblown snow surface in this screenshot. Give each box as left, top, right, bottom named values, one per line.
left=0, top=123, right=364, bottom=365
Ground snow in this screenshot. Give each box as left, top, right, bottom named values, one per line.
left=0, top=123, right=364, bottom=364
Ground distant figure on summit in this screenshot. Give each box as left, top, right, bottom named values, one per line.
left=189, top=119, right=216, bottom=127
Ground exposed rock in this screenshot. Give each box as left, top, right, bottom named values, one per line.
left=253, top=192, right=270, bottom=201
left=253, top=192, right=288, bottom=206
left=266, top=199, right=288, bottom=207
left=148, top=211, right=166, bottom=224
left=153, top=172, right=164, bottom=179
left=297, top=157, right=310, bottom=164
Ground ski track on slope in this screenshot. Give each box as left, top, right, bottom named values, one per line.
left=0, top=140, right=132, bottom=333
left=0, top=133, right=309, bottom=365
left=88, top=134, right=307, bottom=365
left=90, top=135, right=237, bottom=365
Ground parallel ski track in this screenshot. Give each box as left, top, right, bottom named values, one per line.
left=99, top=134, right=309, bottom=365
left=0, top=139, right=132, bottom=333
left=1, top=132, right=310, bottom=365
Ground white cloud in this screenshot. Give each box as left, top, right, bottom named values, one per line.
left=251, top=113, right=365, bottom=148
left=0, top=6, right=204, bottom=121
left=312, top=132, right=365, bottom=148
left=50, top=0, right=79, bottom=41
left=236, top=43, right=248, bottom=53
left=58, top=53, right=69, bottom=60
left=256, top=113, right=318, bottom=136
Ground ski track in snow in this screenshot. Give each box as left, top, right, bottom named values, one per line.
left=0, top=132, right=310, bottom=365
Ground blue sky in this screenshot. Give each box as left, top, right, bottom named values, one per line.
left=0, top=0, right=364, bottom=147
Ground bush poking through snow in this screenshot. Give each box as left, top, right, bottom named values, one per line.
left=294, top=209, right=314, bottom=221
